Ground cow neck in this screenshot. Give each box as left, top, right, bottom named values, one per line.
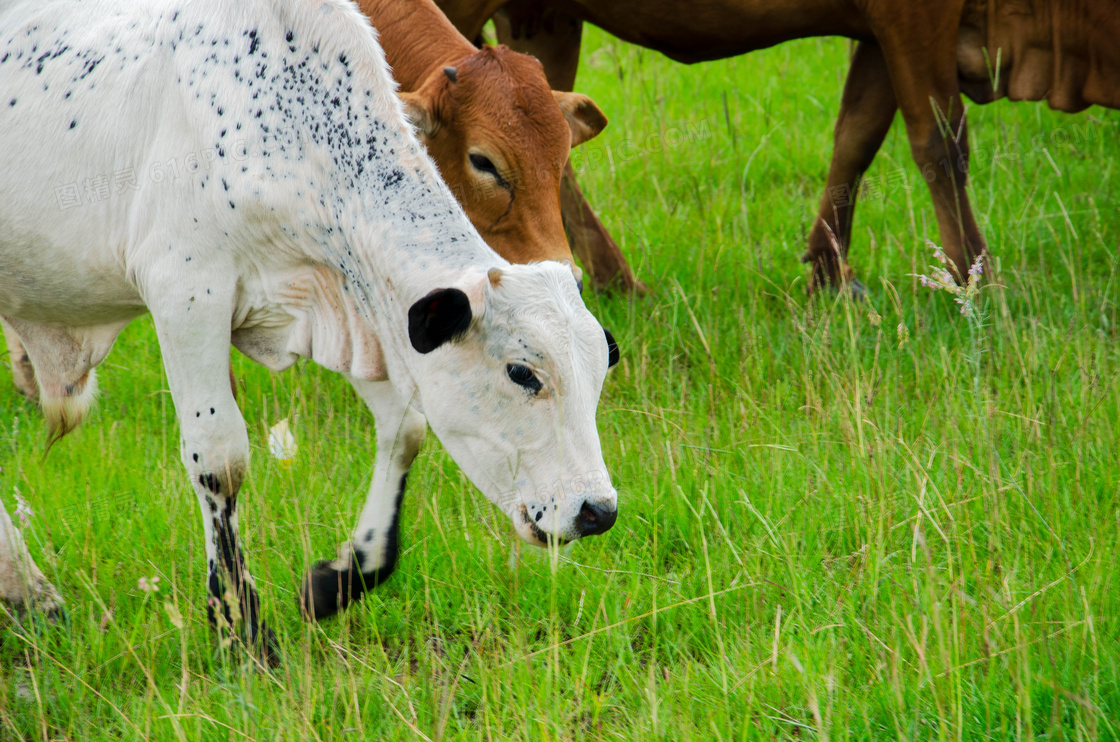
left=328, top=129, right=502, bottom=378
left=357, top=0, right=475, bottom=92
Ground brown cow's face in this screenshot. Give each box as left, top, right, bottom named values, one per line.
left=400, top=46, right=606, bottom=268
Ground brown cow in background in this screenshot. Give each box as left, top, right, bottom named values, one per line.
left=435, top=0, right=1120, bottom=292
left=359, top=0, right=644, bottom=292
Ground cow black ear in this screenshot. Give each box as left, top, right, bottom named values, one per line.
left=604, top=328, right=620, bottom=368
left=409, top=288, right=473, bottom=354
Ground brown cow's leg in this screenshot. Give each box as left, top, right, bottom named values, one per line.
left=559, top=162, right=647, bottom=294
left=804, top=42, right=898, bottom=293
left=876, top=12, right=985, bottom=281
left=495, top=1, right=645, bottom=294
left=1, top=317, right=39, bottom=401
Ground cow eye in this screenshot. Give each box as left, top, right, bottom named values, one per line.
left=469, top=153, right=502, bottom=181
left=506, top=363, right=542, bottom=394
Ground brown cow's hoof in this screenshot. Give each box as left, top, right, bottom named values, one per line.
left=846, top=278, right=868, bottom=300
left=805, top=254, right=861, bottom=298
left=628, top=279, right=650, bottom=297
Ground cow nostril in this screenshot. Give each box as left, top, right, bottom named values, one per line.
left=577, top=500, right=617, bottom=537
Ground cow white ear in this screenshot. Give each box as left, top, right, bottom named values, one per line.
left=400, top=92, right=437, bottom=139
left=553, top=92, right=607, bottom=148
left=408, top=288, right=473, bottom=353
left=559, top=260, right=583, bottom=292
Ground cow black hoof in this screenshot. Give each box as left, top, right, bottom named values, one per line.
left=257, top=625, right=281, bottom=668
left=211, top=620, right=281, bottom=668
left=299, top=558, right=366, bottom=622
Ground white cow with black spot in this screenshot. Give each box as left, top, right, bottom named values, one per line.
left=0, top=0, right=619, bottom=662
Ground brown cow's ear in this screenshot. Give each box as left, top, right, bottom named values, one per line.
left=400, top=92, right=437, bottom=139
left=553, top=92, right=607, bottom=148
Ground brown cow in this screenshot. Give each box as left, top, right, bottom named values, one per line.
left=357, top=0, right=644, bottom=292
left=436, top=0, right=1120, bottom=290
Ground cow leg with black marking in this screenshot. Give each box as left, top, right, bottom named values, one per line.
left=148, top=268, right=277, bottom=665
left=301, top=379, right=426, bottom=620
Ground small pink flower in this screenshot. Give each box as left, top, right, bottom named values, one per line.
left=968, top=255, right=985, bottom=277
left=934, top=268, right=956, bottom=288
left=13, top=488, right=33, bottom=527
left=927, top=241, right=948, bottom=265
left=138, top=576, right=161, bottom=594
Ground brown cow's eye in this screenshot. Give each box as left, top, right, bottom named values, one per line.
left=506, top=363, right=542, bottom=394
left=470, top=153, right=508, bottom=188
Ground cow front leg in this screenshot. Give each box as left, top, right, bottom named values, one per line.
left=493, top=1, right=645, bottom=294
left=0, top=497, right=63, bottom=620
left=148, top=276, right=277, bottom=664
left=804, top=41, right=899, bottom=293
left=301, top=379, right=426, bottom=621
left=1, top=318, right=39, bottom=401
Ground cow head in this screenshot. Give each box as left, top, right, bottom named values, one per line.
left=400, top=46, right=606, bottom=274
left=407, top=261, right=618, bottom=545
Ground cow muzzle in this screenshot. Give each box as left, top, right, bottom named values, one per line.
left=575, top=499, right=617, bottom=537
left=515, top=495, right=617, bottom=546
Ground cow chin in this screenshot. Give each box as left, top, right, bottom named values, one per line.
left=515, top=505, right=574, bottom=547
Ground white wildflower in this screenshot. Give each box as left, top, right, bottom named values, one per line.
left=268, top=418, right=297, bottom=464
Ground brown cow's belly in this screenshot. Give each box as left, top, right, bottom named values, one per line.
left=958, top=0, right=1120, bottom=111
left=568, top=0, right=872, bottom=63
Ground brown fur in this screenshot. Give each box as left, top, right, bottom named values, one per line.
left=438, top=0, right=1120, bottom=288
left=356, top=0, right=646, bottom=291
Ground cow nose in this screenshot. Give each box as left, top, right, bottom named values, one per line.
left=576, top=500, right=617, bottom=537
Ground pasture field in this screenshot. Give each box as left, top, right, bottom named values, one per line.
left=3, top=27, right=1119, bottom=741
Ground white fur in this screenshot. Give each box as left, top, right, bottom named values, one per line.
left=0, top=499, right=64, bottom=618
left=0, top=0, right=616, bottom=621
left=39, top=369, right=98, bottom=443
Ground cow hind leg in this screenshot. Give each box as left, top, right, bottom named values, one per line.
left=804, top=41, right=899, bottom=293
left=0, top=496, right=64, bottom=621
left=1, top=318, right=39, bottom=401
left=301, top=379, right=426, bottom=621
left=875, top=12, right=985, bottom=280
left=148, top=272, right=277, bottom=665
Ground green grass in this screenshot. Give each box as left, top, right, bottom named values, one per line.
left=3, top=29, right=1119, bottom=741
